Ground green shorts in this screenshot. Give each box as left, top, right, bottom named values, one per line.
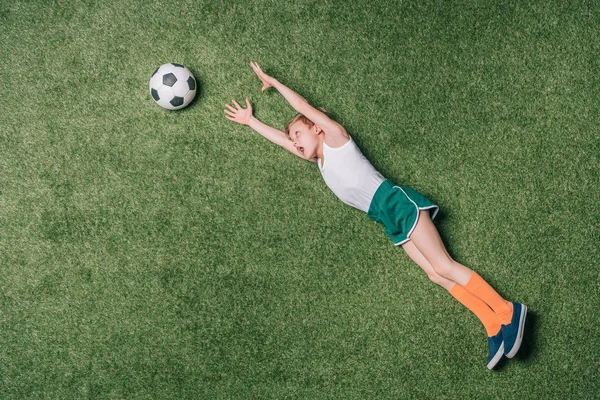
left=367, top=180, right=439, bottom=246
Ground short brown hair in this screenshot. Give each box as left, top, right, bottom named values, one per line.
left=284, top=114, right=314, bottom=138
left=284, top=108, right=328, bottom=138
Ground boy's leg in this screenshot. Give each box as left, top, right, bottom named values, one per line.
left=402, top=241, right=455, bottom=291
left=402, top=241, right=502, bottom=337
left=403, top=240, right=505, bottom=369
left=409, top=211, right=513, bottom=324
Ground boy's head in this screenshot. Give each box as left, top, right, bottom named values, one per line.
left=285, top=114, right=324, bottom=158
left=285, top=107, right=328, bottom=139
left=285, top=113, right=314, bottom=138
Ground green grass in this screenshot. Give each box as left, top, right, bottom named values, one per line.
left=1, top=0, right=599, bottom=398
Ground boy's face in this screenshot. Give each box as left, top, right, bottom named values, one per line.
left=289, top=121, right=323, bottom=158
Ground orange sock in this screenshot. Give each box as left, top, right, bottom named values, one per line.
left=449, top=284, right=501, bottom=337
left=464, top=272, right=513, bottom=325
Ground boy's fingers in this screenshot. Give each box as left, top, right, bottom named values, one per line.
left=245, top=98, right=251, bottom=107
left=225, top=103, right=236, bottom=111
left=224, top=109, right=235, bottom=117
left=232, top=99, right=241, bottom=108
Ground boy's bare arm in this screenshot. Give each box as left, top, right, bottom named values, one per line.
left=224, top=98, right=315, bottom=162
left=248, top=115, right=289, bottom=147
left=248, top=116, right=316, bottom=162
left=251, top=61, right=346, bottom=138
left=269, top=79, right=307, bottom=114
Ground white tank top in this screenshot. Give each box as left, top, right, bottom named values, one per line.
left=318, top=137, right=385, bottom=213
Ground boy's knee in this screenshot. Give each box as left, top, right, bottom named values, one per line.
left=430, top=259, right=456, bottom=279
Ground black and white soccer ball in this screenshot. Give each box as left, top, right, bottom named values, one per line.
left=149, top=63, right=197, bottom=110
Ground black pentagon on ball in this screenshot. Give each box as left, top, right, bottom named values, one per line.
left=170, top=96, right=184, bottom=107
left=187, top=76, right=196, bottom=91
left=151, top=67, right=160, bottom=78
left=163, top=73, right=177, bottom=87
left=151, top=88, right=160, bottom=101
left=172, top=63, right=184, bottom=68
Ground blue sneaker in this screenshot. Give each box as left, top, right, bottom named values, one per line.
left=501, top=302, right=527, bottom=358
left=486, top=331, right=504, bottom=370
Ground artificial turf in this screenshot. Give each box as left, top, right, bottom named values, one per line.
left=1, top=0, right=599, bottom=398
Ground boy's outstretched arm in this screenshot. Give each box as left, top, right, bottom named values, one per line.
left=250, top=61, right=346, bottom=137
left=224, top=99, right=316, bottom=162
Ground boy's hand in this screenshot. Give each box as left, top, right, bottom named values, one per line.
left=224, top=98, right=253, bottom=125
left=250, top=61, right=275, bottom=92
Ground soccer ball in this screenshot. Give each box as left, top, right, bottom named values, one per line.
left=149, top=63, right=197, bottom=110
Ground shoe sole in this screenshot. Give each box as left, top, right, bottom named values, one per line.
left=487, top=342, right=504, bottom=370
left=506, top=304, right=527, bottom=358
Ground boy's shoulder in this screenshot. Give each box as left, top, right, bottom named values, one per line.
left=324, top=124, right=350, bottom=148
